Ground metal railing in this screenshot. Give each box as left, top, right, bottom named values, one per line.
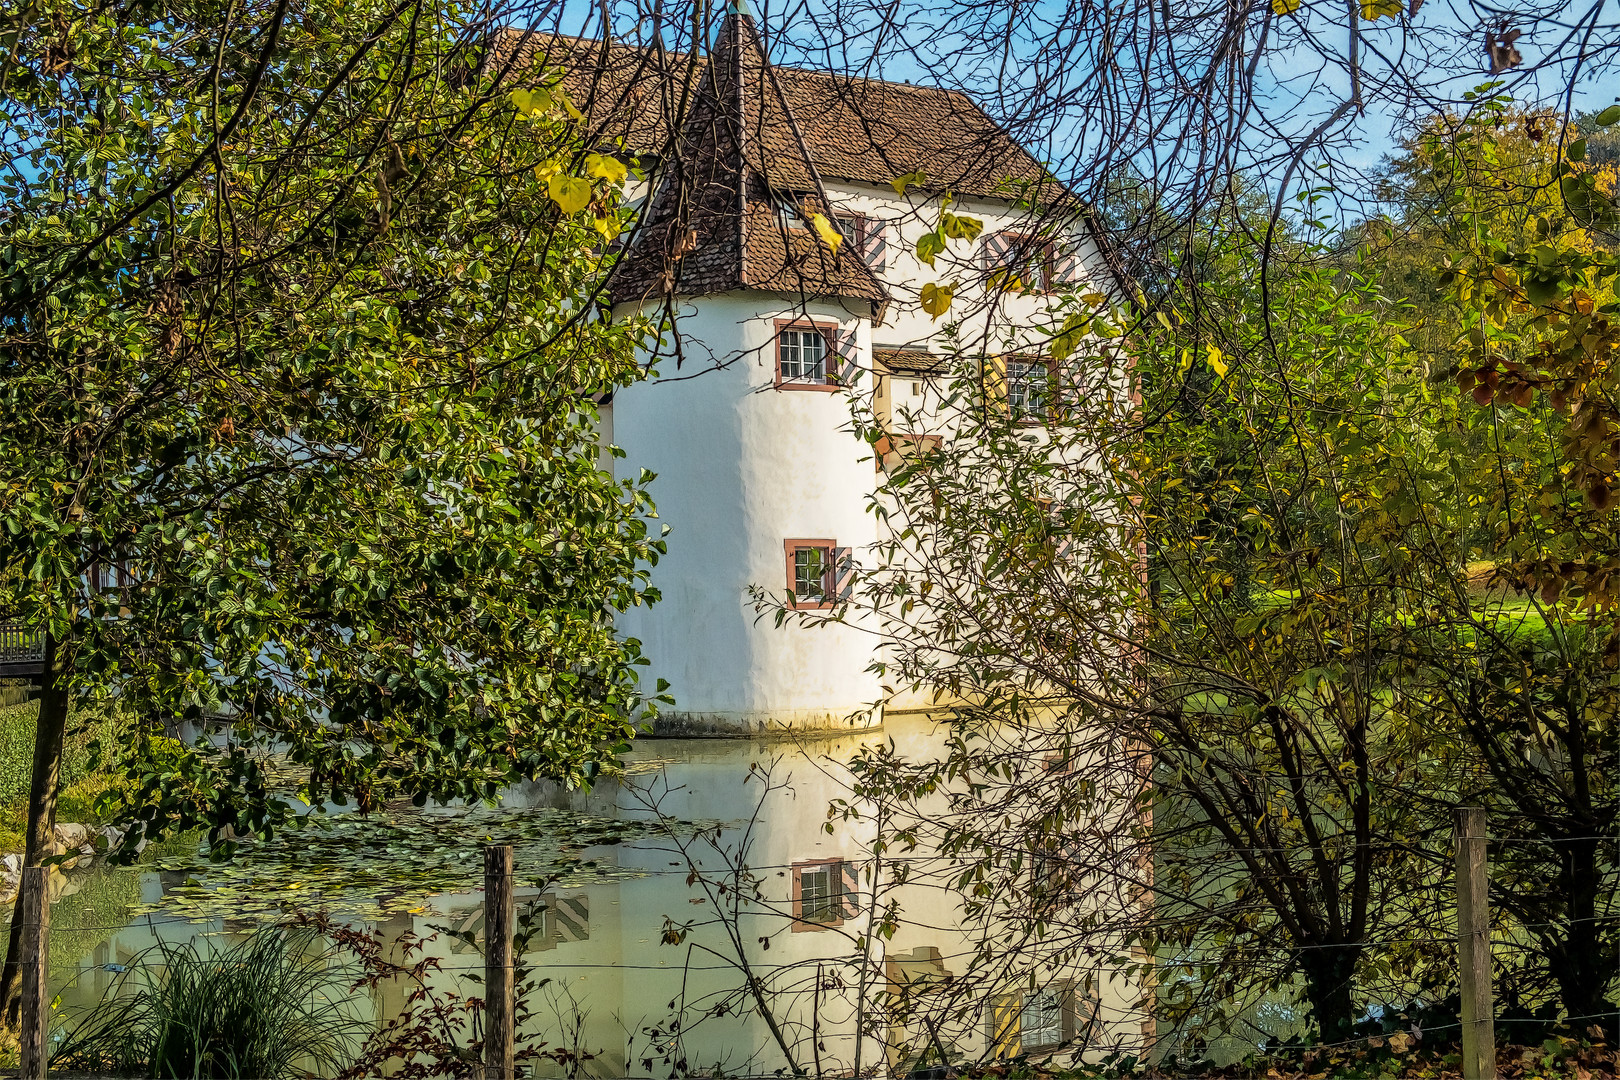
left=0, top=624, right=45, bottom=675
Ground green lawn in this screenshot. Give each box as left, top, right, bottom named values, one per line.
left=0, top=700, right=125, bottom=853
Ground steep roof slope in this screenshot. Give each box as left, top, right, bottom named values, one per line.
left=484, top=25, right=1063, bottom=203
left=483, top=14, right=1100, bottom=309
left=524, top=11, right=890, bottom=309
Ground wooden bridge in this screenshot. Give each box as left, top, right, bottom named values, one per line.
left=0, top=625, right=45, bottom=679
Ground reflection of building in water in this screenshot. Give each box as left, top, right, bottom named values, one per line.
left=446, top=892, right=590, bottom=954
left=44, top=719, right=1148, bottom=1076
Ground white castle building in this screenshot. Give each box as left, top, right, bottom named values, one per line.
left=501, top=6, right=1120, bottom=733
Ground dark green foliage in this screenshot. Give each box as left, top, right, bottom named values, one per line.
left=0, top=0, right=667, bottom=857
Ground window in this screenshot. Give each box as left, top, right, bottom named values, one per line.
left=986, top=982, right=1091, bottom=1057
left=1020, top=989, right=1065, bottom=1051
left=795, top=545, right=831, bottom=603
left=833, top=214, right=862, bottom=245
left=981, top=231, right=1054, bottom=292
left=91, top=559, right=136, bottom=594
left=773, top=192, right=808, bottom=229
left=793, top=859, right=857, bottom=929
left=980, top=233, right=1085, bottom=292
left=801, top=864, right=838, bottom=920
left=1007, top=360, right=1051, bottom=422
left=780, top=328, right=828, bottom=381
left=785, top=539, right=849, bottom=609
left=775, top=321, right=850, bottom=390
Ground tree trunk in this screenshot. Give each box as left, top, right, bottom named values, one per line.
left=1299, top=944, right=1360, bottom=1045
left=1544, top=835, right=1616, bottom=1033
left=0, top=633, right=70, bottom=1030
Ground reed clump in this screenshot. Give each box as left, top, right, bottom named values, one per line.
left=52, top=925, right=365, bottom=1079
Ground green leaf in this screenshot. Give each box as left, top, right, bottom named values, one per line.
left=1597, top=104, right=1620, bottom=126
left=890, top=169, right=927, bottom=195
left=915, top=230, right=946, bottom=267
left=940, top=212, right=984, bottom=242
left=1523, top=274, right=1561, bottom=306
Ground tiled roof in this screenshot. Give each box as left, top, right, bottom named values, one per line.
left=483, top=16, right=1071, bottom=312
left=484, top=31, right=1060, bottom=202
left=524, top=13, right=889, bottom=309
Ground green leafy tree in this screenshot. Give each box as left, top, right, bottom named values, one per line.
left=787, top=221, right=1456, bottom=1045
left=1405, top=93, right=1620, bottom=1027
left=826, top=116, right=1620, bottom=1042
left=0, top=0, right=663, bottom=1022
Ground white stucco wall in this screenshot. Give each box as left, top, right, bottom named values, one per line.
left=821, top=182, right=1112, bottom=355
left=612, top=294, right=885, bottom=732
left=608, top=182, right=1123, bottom=732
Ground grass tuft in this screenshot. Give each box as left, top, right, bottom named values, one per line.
left=51, top=925, right=366, bottom=1079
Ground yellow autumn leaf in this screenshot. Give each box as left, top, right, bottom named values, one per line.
left=585, top=153, right=628, bottom=184
left=891, top=169, right=927, bottom=195
left=1359, top=0, right=1401, bottom=19
left=510, top=88, right=553, bottom=116
left=920, top=281, right=955, bottom=319
left=809, top=212, right=843, bottom=253
left=1179, top=347, right=1194, bottom=373
left=1206, top=344, right=1229, bottom=378
left=1271, top=0, right=1300, bottom=13
left=548, top=175, right=593, bottom=214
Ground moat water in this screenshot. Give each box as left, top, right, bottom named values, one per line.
left=32, top=720, right=940, bottom=1077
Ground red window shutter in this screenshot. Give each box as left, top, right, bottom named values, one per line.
left=840, top=860, right=862, bottom=919
left=1052, top=247, right=1082, bottom=285
left=981, top=231, right=1013, bottom=270
left=833, top=327, right=856, bottom=382
left=860, top=220, right=890, bottom=272
left=832, top=546, right=855, bottom=602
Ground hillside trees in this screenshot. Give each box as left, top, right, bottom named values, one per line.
left=0, top=0, right=663, bottom=1022
left=1403, top=96, right=1620, bottom=1026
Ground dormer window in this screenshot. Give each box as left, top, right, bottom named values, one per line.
left=773, top=192, right=810, bottom=229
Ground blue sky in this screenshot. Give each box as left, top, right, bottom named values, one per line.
left=537, top=0, right=1618, bottom=225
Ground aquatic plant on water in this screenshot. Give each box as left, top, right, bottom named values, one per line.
left=51, top=926, right=366, bottom=1079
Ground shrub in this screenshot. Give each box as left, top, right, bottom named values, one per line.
left=50, top=926, right=366, bottom=1079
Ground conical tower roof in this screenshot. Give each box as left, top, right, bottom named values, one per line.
left=608, top=6, right=889, bottom=315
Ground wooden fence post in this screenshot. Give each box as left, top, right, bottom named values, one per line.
left=484, top=844, right=515, bottom=1080
left=1456, top=807, right=1495, bottom=1080
left=18, top=865, right=50, bottom=1079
